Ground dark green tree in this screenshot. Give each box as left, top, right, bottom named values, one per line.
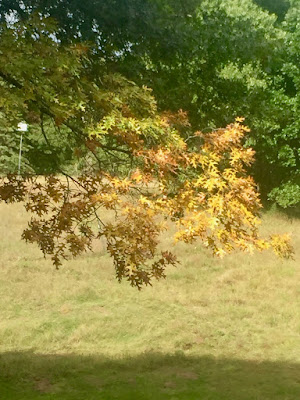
left=0, top=0, right=299, bottom=207
left=253, top=0, right=290, bottom=21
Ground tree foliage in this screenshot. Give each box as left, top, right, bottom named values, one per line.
left=0, top=16, right=294, bottom=287
left=1, top=0, right=298, bottom=207
left=123, top=0, right=299, bottom=207
left=253, top=0, right=290, bottom=21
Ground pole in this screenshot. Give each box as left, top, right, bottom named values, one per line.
left=18, top=132, right=23, bottom=176
left=17, top=122, right=28, bottom=176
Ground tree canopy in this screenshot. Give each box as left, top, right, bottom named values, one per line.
left=0, top=0, right=299, bottom=207
left=0, top=3, right=296, bottom=287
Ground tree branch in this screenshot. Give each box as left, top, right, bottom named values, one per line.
left=0, top=69, right=130, bottom=166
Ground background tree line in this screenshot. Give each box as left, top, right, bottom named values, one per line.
left=0, top=0, right=299, bottom=209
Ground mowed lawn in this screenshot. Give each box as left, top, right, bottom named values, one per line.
left=0, top=202, right=299, bottom=400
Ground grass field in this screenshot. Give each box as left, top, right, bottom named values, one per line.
left=0, top=202, right=299, bottom=399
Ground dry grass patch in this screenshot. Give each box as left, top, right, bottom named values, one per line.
left=0, top=202, right=299, bottom=399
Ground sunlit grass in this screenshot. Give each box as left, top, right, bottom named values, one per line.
left=0, top=202, right=299, bottom=399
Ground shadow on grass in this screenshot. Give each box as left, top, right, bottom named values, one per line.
left=1, top=351, right=300, bottom=399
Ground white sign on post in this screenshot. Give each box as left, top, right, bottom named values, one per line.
left=17, top=122, right=28, bottom=176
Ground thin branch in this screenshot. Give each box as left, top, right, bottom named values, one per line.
left=40, top=114, right=86, bottom=190
left=0, top=70, right=128, bottom=165
left=0, top=70, right=22, bottom=89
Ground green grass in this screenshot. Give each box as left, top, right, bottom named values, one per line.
left=0, top=202, right=300, bottom=399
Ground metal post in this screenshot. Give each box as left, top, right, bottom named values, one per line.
left=17, top=122, right=28, bottom=176
left=18, top=132, right=23, bottom=176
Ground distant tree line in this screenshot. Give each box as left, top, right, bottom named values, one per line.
left=0, top=0, right=299, bottom=208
